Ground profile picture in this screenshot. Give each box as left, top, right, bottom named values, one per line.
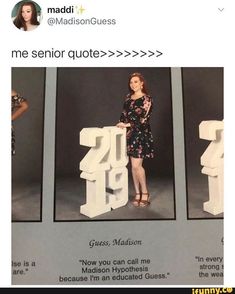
left=12, top=1, right=42, bottom=31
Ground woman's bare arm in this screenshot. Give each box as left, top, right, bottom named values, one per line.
left=12, top=100, right=29, bottom=121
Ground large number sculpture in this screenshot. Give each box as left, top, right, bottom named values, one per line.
left=199, top=120, right=224, bottom=215
left=79, top=127, right=128, bottom=218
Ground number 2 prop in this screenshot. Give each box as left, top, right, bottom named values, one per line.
left=199, top=120, right=224, bottom=215
left=79, top=127, right=128, bottom=218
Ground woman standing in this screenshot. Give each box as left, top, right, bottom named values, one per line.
left=116, top=72, right=154, bottom=207
left=12, top=90, right=29, bottom=155
left=13, top=1, right=40, bottom=31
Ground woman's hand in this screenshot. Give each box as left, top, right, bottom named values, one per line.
left=116, top=122, right=130, bottom=129
left=140, top=117, right=147, bottom=124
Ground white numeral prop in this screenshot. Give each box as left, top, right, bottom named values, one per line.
left=199, top=120, right=224, bottom=215
left=79, top=127, right=128, bottom=218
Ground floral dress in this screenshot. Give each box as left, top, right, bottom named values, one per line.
left=119, top=94, right=154, bottom=158
left=11, top=93, right=26, bottom=155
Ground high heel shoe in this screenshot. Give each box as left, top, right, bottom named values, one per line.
left=131, top=193, right=141, bottom=207
left=139, top=192, right=150, bottom=207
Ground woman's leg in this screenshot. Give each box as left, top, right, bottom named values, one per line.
left=130, top=157, right=149, bottom=202
left=130, top=157, right=141, bottom=193
left=130, top=156, right=141, bottom=205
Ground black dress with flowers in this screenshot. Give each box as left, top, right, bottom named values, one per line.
left=11, top=94, right=26, bottom=155
left=119, top=94, right=154, bottom=158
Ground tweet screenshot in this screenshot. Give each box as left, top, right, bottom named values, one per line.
left=0, top=0, right=234, bottom=290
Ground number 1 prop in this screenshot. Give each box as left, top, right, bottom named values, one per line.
left=79, top=127, right=128, bottom=218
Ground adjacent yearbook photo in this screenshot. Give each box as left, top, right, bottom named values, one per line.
left=182, top=68, right=223, bottom=219
left=12, top=67, right=45, bottom=221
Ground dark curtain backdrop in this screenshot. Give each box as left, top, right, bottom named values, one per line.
left=12, top=67, right=45, bottom=184
left=55, top=68, right=174, bottom=179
